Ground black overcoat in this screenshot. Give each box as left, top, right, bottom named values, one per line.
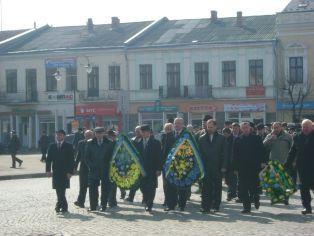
left=46, top=141, right=74, bottom=189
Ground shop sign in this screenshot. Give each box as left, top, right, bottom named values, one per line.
left=224, top=103, right=266, bottom=112
left=45, top=58, right=76, bottom=69
left=76, top=104, right=117, bottom=116
left=138, top=100, right=178, bottom=113
left=48, top=93, right=73, bottom=101
left=189, top=105, right=217, bottom=113
left=276, top=101, right=314, bottom=110
left=246, top=86, right=265, bottom=97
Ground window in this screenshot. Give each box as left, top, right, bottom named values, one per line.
left=167, top=63, right=180, bottom=97
left=289, top=57, right=303, bottom=83
left=249, top=60, right=263, bottom=86
left=195, top=62, right=209, bottom=86
left=6, top=69, right=17, bottom=93
left=88, top=66, right=99, bottom=97
left=109, top=65, right=120, bottom=90
left=222, top=61, right=236, bottom=87
left=46, top=68, right=57, bottom=91
left=140, top=64, right=152, bottom=89
left=26, top=69, right=37, bottom=101
left=66, top=67, right=77, bottom=91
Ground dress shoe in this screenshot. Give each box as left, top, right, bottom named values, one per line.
left=55, top=208, right=61, bottom=213
left=241, top=209, right=251, bottom=214
left=10, top=166, right=16, bottom=168
left=284, top=199, right=289, bottom=206
left=213, top=208, right=220, bottom=213
left=19, top=161, right=23, bottom=167
left=61, top=209, right=68, bottom=213
left=74, top=201, right=85, bottom=208
left=145, top=206, right=152, bottom=212
left=164, top=207, right=174, bottom=212
left=200, top=208, right=210, bottom=214
left=88, top=207, right=97, bottom=212
left=254, top=201, right=260, bottom=210
left=301, top=208, right=312, bottom=215
left=99, top=206, right=107, bottom=212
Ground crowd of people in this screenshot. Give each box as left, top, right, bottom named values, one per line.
left=44, top=117, right=314, bottom=216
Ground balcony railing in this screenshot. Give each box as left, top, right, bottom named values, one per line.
left=158, top=85, right=213, bottom=99
left=0, top=91, right=38, bottom=104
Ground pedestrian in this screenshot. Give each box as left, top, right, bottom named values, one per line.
left=286, top=119, right=314, bottom=215
left=125, top=125, right=142, bottom=203
left=85, top=127, right=114, bottom=212
left=231, top=122, right=241, bottom=203
left=38, top=130, right=49, bottom=162
left=8, top=130, right=23, bottom=168
left=198, top=120, right=228, bottom=213
left=139, top=124, right=162, bottom=212
left=73, top=129, right=94, bottom=208
left=161, top=122, right=175, bottom=207
left=164, top=117, right=190, bottom=212
left=73, top=127, right=85, bottom=152
left=233, top=122, right=267, bottom=213
left=46, top=129, right=74, bottom=213
left=263, top=122, right=293, bottom=205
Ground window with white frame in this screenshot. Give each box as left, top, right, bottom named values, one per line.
left=249, top=59, right=263, bottom=86
left=289, top=57, right=303, bottom=83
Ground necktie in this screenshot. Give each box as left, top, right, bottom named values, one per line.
left=57, top=142, right=61, bottom=150
left=143, top=139, right=147, bottom=149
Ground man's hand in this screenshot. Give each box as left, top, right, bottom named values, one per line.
left=67, top=173, right=72, bottom=179
left=156, top=171, right=161, bottom=177
left=46, top=172, right=52, bottom=177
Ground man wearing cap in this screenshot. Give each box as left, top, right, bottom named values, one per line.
left=8, top=130, right=23, bottom=168
left=138, top=124, right=162, bottom=212
left=74, top=129, right=94, bottom=208
left=46, top=130, right=74, bottom=213
left=286, top=119, right=314, bottom=215
left=85, top=127, right=114, bottom=212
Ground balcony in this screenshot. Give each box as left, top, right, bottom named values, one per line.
left=158, top=85, right=213, bottom=99
left=0, top=91, right=38, bottom=104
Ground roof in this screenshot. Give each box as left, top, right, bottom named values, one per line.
left=0, top=29, right=29, bottom=42
left=128, top=15, right=276, bottom=48
left=283, top=0, right=314, bottom=12
left=5, top=21, right=153, bottom=53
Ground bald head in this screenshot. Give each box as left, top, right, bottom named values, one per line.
left=84, top=130, right=94, bottom=140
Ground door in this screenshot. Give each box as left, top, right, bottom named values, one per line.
left=26, top=69, right=38, bottom=102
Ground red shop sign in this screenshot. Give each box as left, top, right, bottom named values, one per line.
left=246, top=86, right=265, bottom=97
left=76, top=104, right=117, bottom=116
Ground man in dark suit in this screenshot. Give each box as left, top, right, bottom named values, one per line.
left=46, top=129, right=74, bottom=213
left=139, top=124, right=162, bottom=212
left=164, top=117, right=190, bottom=212
left=233, top=122, right=266, bottom=213
left=74, top=129, right=94, bottom=208
left=286, top=119, right=314, bottom=215
left=199, top=119, right=228, bottom=213
left=85, top=127, right=114, bottom=212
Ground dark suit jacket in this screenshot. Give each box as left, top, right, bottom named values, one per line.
left=198, top=132, right=228, bottom=176
left=46, top=141, right=74, bottom=189
left=85, top=137, right=114, bottom=181
left=139, top=136, right=162, bottom=188
left=286, top=131, right=314, bottom=185
left=74, top=139, right=88, bottom=173
left=161, top=132, right=176, bottom=165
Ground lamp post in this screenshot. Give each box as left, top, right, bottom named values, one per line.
left=54, top=62, right=92, bottom=131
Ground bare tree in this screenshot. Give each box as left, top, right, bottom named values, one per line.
left=282, top=78, right=311, bottom=123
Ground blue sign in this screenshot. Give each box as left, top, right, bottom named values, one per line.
left=277, top=101, right=314, bottom=110
left=45, top=58, right=77, bottom=68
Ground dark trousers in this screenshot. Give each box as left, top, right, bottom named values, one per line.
left=140, top=178, right=156, bottom=209
left=76, top=171, right=88, bottom=205
left=128, top=188, right=137, bottom=201
left=239, top=172, right=260, bottom=210
left=225, top=169, right=238, bottom=198
left=201, top=173, right=222, bottom=210
left=11, top=153, right=22, bottom=168
left=300, top=182, right=314, bottom=210
left=166, top=182, right=190, bottom=209
left=56, top=188, right=67, bottom=211
left=89, top=178, right=111, bottom=209
left=162, top=173, right=168, bottom=205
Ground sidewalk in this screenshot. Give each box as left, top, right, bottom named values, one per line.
left=0, top=154, right=46, bottom=180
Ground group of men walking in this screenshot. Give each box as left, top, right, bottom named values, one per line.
left=45, top=117, right=314, bottom=216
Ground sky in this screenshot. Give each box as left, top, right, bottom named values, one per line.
left=0, top=0, right=292, bottom=30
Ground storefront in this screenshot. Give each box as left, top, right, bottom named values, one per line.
left=276, top=101, right=314, bottom=122
left=224, top=103, right=266, bottom=124
left=138, top=100, right=178, bottom=132
left=187, top=104, right=217, bottom=127
left=76, top=103, right=121, bottom=131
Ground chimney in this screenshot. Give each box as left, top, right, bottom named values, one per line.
left=33, top=22, right=37, bottom=29
left=87, top=18, right=94, bottom=33
left=236, top=11, right=243, bottom=27
left=111, top=17, right=120, bottom=29
left=211, top=10, right=218, bottom=22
